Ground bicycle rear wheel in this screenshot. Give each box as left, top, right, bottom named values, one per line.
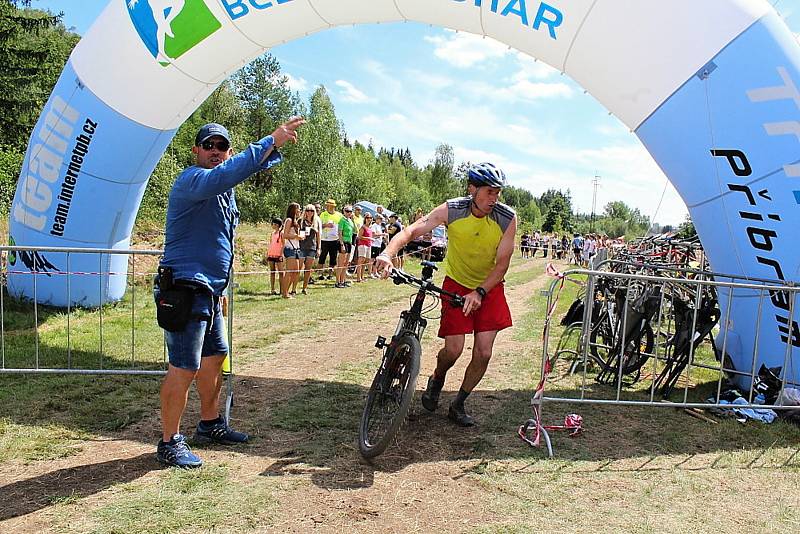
left=591, top=322, right=654, bottom=376
left=358, top=335, right=421, bottom=459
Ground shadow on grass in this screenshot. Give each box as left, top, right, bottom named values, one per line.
left=2, top=372, right=799, bottom=499
left=0, top=453, right=156, bottom=521
left=152, top=374, right=800, bottom=487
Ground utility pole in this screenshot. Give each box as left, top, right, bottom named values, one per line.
left=590, top=172, right=600, bottom=233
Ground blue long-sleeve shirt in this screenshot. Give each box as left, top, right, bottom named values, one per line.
left=160, top=136, right=282, bottom=295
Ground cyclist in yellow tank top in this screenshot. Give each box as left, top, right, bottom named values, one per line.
left=376, top=163, right=517, bottom=426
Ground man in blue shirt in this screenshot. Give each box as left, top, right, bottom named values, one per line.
left=156, top=117, right=304, bottom=468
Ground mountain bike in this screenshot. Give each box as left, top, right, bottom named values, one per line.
left=358, top=261, right=464, bottom=459
left=569, top=275, right=657, bottom=384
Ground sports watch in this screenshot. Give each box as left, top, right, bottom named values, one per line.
left=475, top=286, right=487, bottom=299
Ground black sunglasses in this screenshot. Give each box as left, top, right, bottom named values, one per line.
left=200, top=140, right=230, bottom=151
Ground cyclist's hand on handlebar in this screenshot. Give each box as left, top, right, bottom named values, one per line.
left=375, top=253, right=394, bottom=279
left=450, top=295, right=466, bottom=309
left=462, top=291, right=482, bottom=316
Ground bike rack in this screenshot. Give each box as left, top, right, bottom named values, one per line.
left=523, top=264, right=800, bottom=457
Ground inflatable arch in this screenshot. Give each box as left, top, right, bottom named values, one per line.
left=9, top=0, right=800, bottom=386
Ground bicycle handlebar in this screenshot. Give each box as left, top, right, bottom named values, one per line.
left=389, top=268, right=465, bottom=308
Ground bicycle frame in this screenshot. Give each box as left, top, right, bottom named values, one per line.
left=379, top=263, right=449, bottom=351
left=389, top=283, right=431, bottom=343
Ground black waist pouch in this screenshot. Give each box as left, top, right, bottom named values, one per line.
left=156, top=286, right=194, bottom=332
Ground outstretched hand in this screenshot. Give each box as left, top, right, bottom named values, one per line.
left=272, top=116, right=306, bottom=148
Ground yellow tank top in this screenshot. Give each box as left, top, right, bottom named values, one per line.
left=443, top=197, right=515, bottom=288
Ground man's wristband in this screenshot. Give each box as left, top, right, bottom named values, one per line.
left=475, top=286, right=487, bottom=299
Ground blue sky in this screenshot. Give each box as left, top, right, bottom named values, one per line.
left=32, top=0, right=800, bottom=226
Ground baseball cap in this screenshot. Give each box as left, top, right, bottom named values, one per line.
left=195, top=123, right=231, bottom=146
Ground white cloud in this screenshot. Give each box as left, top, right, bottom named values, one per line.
left=348, top=98, right=688, bottom=224
left=452, top=146, right=528, bottom=176
left=361, top=114, right=381, bottom=126
left=354, top=133, right=382, bottom=148
left=335, top=80, right=371, bottom=103
left=361, top=59, right=404, bottom=95
left=326, top=41, right=683, bottom=224
left=405, top=69, right=454, bottom=90
left=360, top=113, right=407, bottom=126
left=513, top=52, right=560, bottom=80
left=425, top=31, right=509, bottom=68
left=502, top=80, right=574, bottom=100
left=467, top=79, right=574, bottom=102
left=285, top=73, right=308, bottom=92
left=595, top=122, right=630, bottom=137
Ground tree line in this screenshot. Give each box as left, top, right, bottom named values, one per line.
left=1, top=1, right=659, bottom=240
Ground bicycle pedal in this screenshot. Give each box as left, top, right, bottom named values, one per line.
left=375, top=336, right=387, bottom=349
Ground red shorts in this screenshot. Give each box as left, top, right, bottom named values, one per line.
left=438, top=276, right=512, bottom=338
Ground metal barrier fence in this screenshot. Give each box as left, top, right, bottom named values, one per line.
left=0, top=240, right=420, bottom=415
left=0, top=245, right=168, bottom=375
left=0, top=244, right=243, bottom=420
left=522, top=264, right=800, bottom=457
left=0, top=239, right=431, bottom=376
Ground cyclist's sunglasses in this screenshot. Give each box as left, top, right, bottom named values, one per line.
left=200, top=139, right=230, bottom=151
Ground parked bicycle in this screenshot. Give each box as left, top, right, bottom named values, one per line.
left=358, top=261, right=464, bottom=459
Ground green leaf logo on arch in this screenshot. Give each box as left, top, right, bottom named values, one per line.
left=126, top=0, right=222, bottom=66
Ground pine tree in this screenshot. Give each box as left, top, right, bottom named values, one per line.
left=0, top=1, right=78, bottom=148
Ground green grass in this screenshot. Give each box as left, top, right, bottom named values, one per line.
left=55, top=464, right=278, bottom=534
left=267, top=378, right=365, bottom=463
left=4, top=240, right=800, bottom=532
left=460, top=269, right=800, bottom=532
left=0, top=418, right=87, bottom=462
left=0, top=373, right=161, bottom=433
left=334, top=358, right=379, bottom=385
left=0, top=280, right=166, bottom=371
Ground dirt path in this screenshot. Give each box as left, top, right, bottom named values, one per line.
left=1, top=259, right=556, bottom=533
left=236, top=262, right=553, bottom=533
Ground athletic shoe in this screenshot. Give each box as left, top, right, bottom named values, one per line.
left=421, top=376, right=444, bottom=412
left=157, top=433, right=203, bottom=468
left=448, top=403, right=476, bottom=427
left=308, top=277, right=315, bottom=285
left=194, top=418, right=249, bottom=445
left=344, top=281, right=352, bottom=287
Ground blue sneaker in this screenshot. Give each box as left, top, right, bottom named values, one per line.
left=194, top=417, right=249, bottom=445
left=156, top=433, right=203, bottom=468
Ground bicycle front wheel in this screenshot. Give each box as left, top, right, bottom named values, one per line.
left=358, top=335, right=421, bottom=459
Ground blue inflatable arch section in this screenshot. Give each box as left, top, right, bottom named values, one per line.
left=9, top=0, right=800, bottom=386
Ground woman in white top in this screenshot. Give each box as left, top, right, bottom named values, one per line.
left=298, top=204, right=321, bottom=294
left=370, top=215, right=386, bottom=278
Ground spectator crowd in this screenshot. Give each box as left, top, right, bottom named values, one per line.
left=266, top=199, right=423, bottom=298
left=518, top=231, right=621, bottom=267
